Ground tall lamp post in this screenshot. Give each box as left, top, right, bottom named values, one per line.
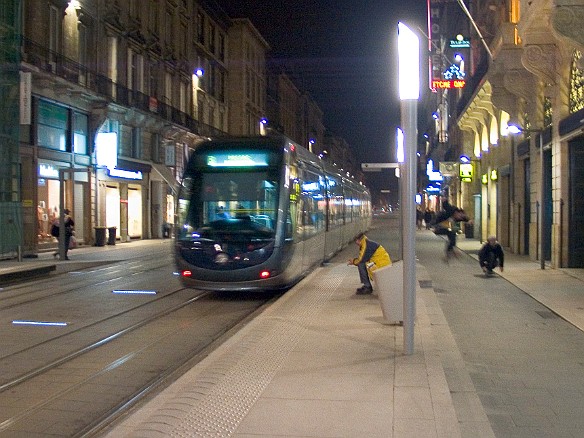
left=397, top=22, right=420, bottom=355
left=508, top=124, right=546, bottom=269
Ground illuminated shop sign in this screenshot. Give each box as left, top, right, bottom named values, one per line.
left=39, top=163, right=59, bottom=178
left=207, top=153, right=268, bottom=167
left=460, top=163, right=473, bottom=182
left=426, top=160, right=443, bottom=182
left=431, top=80, right=466, bottom=89
left=95, top=132, right=118, bottom=169
left=108, top=168, right=143, bottom=180
left=450, top=34, right=470, bottom=48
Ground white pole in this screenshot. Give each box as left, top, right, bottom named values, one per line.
left=397, top=22, right=420, bottom=355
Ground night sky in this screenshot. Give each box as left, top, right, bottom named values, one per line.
left=217, top=0, right=428, bottom=201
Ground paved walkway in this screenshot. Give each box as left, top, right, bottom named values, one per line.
left=1, top=233, right=583, bottom=437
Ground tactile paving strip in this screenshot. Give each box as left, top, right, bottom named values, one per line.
left=129, top=264, right=345, bottom=437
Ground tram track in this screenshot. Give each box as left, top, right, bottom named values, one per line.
left=0, top=247, right=278, bottom=437
left=0, top=253, right=171, bottom=311
left=0, top=287, right=209, bottom=392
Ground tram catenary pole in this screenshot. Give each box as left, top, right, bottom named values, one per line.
left=397, top=22, right=419, bottom=355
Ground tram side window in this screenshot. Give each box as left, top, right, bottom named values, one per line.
left=177, top=177, right=195, bottom=236
left=288, top=173, right=300, bottom=241
left=301, top=168, right=325, bottom=237
left=326, top=174, right=343, bottom=229
left=344, top=187, right=354, bottom=223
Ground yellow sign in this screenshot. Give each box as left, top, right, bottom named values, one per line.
left=490, top=169, right=498, bottom=181
left=459, top=163, right=473, bottom=182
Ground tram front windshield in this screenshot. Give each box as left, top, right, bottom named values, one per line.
left=177, top=149, right=281, bottom=269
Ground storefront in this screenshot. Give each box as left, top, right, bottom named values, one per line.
left=97, top=160, right=149, bottom=242
left=37, top=161, right=89, bottom=250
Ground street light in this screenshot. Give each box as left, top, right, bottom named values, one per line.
left=508, top=123, right=546, bottom=270
left=398, top=22, right=419, bottom=355
left=192, top=68, right=204, bottom=119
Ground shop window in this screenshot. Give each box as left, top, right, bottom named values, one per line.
left=37, top=100, right=68, bottom=151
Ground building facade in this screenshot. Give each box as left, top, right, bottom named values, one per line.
left=426, top=0, right=584, bottom=268
left=4, top=0, right=369, bottom=258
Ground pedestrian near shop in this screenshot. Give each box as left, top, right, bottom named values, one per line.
left=52, top=209, right=75, bottom=260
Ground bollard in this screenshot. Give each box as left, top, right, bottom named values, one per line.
left=372, top=261, right=403, bottom=324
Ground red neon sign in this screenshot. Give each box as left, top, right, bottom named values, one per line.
left=432, top=80, right=466, bottom=89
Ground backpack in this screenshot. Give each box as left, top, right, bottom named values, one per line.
left=51, top=223, right=59, bottom=237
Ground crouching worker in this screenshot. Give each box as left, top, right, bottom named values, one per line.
left=478, top=235, right=504, bottom=275
left=348, top=232, right=391, bottom=295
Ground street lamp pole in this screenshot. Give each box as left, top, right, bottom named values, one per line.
left=397, top=22, right=419, bottom=355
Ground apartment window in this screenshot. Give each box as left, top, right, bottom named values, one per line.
left=37, top=100, right=68, bottom=152
left=164, top=72, right=172, bottom=104
left=209, top=65, right=216, bottom=97
left=149, top=61, right=158, bottom=98
left=208, top=23, right=215, bottom=54
left=165, top=10, right=173, bottom=49
left=179, top=22, right=187, bottom=59
left=49, top=4, right=61, bottom=70
left=78, top=23, right=88, bottom=85
left=129, top=0, right=139, bottom=19
left=218, top=33, right=225, bottom=61
left=108, top=36, right=118, bottom=83
left=218, top=70, right=225, bottom=102
left=179, top=80, right=188, bottom=113
left=128, top=49, right=136, bottom=90
left=196, top=12, right=204, bottom=45
left=149, top=0, right=159, bottom=35
left=132, top=127, right=141, bottom=158
left=73, top=112, right=88, bottom=155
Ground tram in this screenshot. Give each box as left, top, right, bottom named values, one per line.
left=175, top=135, right=371, bottom=291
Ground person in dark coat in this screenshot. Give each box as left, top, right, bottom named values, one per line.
left=52, top=209, right=75, bottom=260
left=478, top=235, right=505, bottom=275
left=432, top=199, right=469, bottom=260
left=424, top=209, right=433, bottom=230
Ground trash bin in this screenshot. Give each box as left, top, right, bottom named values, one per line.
left=465, top=222, right=474, bottom=238
left=107, top=227, right=117, bottom=245
left=94, top=227, right=107, bottom=247
left=372, top=261, right=403, bottom=324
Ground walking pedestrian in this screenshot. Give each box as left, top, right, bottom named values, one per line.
left=424, top=209, right=433, bottom=230
left=347, top=232, right=391, bottom=295
left=416, top=207, right=423, bottom=230
left=478, top=235, right=505, bottom=275
left=432, top=199, right=469, bottom=261
left=52, top=209, right=75, bottom=260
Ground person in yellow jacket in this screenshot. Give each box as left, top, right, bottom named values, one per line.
left=347, top=232, right=391, bottom=294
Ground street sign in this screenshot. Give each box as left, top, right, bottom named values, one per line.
left=361, top=162, right=399, bottom=171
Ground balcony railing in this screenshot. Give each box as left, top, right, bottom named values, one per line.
left=20, top=36, right=225, bottom=138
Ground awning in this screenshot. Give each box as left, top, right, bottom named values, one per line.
left=150, top=163, right=178, bottom=194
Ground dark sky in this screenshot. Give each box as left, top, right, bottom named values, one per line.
left=217, top=0, right=428, bottom=200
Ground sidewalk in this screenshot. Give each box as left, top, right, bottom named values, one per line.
left=2, top=236, right=584, bottom=437
left=456, top=235, right=584, bottom=333
left=104, top=253, right=474, bottom=438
